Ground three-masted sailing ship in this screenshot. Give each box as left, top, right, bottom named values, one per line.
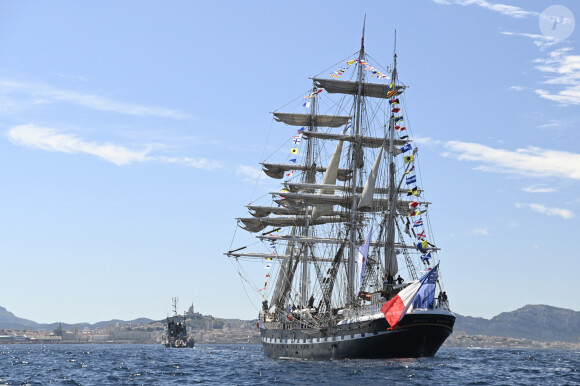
left=226, top=30, right=455, bottom=360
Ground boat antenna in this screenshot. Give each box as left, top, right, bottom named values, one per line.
left=361, top=15, right=366, bottom=53
left=394, top=29, right=397, bottom=57
left=392, top=29, right=398, bottom=81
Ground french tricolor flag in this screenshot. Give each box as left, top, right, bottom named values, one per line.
left=380, top=264, right=439, bottom=329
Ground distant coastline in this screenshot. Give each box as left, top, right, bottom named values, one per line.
left=1, top=304, right=578, bottom=349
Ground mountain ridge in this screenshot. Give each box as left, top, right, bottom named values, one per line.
left=1, top=304, right=578, bottom=343
left=454, top=304, right=580, bottom=343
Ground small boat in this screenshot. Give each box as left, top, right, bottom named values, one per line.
left=163, top=298, right=194, bottom=348
left=225, top=22, right=454, bottom=360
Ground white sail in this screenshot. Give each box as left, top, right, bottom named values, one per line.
left=311, top=138, right=344, bottom=220
left=359, top=146, right=384, bottom=209
left=356, top=225, right=372, bottom=295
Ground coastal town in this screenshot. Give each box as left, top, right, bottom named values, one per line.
left=0, top=306, right=259, bottom=345
left=1, top=321, right=578, bottom=350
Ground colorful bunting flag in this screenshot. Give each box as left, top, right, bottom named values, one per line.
left=387, top=90, right=400, bottom=98
left=413, top=218, right=423, bottom=227
left=404, top=155, right=415, bottom=163
left=417, top=240, right=429, bottom=251
left=408, top=210, right=421, bottom=217
left=400, top=144, right=412, bottom=153
left=405, top=165, right=415, bottom=174
left=290, top=148, right=298, bottom=154
left=417, top=230, right=426, bottom=240
left=394, top=116, right=404, bottom=123
left=406, top=175, right=417, bottom=184
left=392, top=107, right=400, bottom=113
left=407, top=186, right=419, bottom=196
left=421, top=252, right=432, bottom=262
left=389, top=98, right=400, bottom=105
left=409, top=201, right=419, bottom=209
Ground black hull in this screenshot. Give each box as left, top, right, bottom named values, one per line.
left=164, top=342, right=195, bottom=348
left=260, top=312, right=454, bottom=360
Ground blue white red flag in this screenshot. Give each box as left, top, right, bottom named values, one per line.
left=380, top=264, right=439, bottom=329
left=412, top=264, right=439, bottom=309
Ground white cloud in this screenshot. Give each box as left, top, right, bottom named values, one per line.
left=0, top=79, right=189, bottom=119
left=156, top=156, right=223, bottom=170
left=534, top=47, right=580, bottom=105
left=236, top=165, right=263, bottom=183
left=443, top=141, right=580, bottom=180
left=501, top=31, right=557, bottom=48
left=536, top=120, right=560, bottom=129
left=413, top=136, right=442, bottom=146
left=508, top=85, right=526, bottom=91
left=515, top=202, right=574, bottom=219
left=432, top=0, right=538, bottom=19
left=7, top=124, right=219, bottom=169
left=472, top=228, right=489, bottom=235
left=522, top=185, right=557, bottom=193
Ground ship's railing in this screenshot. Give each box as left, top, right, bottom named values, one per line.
left=434, top=298, right=450, bottom=310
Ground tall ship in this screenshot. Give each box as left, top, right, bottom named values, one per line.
left=226, top=27, right=454, bottom=360
left=162, top=298, right=195, bottom=348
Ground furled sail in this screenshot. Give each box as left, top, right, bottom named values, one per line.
left=273, top=113, right=351, bottom=128
left=303, top=131, right=408, bottom=149
left=313, top=78, right=405, bottom=99
left=273, top=190, right=429, bottom=212
left=284, top=182, right=418, bottom=196
left=261, top=163, right=352, bottom=181
left=237, top=215, right=348, bottom=233
left=246, top=205, right=305, bottom=217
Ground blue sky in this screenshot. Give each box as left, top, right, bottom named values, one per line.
left=0, top=0, right=578, bottom=324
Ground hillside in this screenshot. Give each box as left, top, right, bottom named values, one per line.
left=0, top=306, right=154, bottom=331
left=454, top=304, right=580, bottom=343
left=1, top=304, right=578, bottom=344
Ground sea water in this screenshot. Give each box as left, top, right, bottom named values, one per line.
left=0, top=344, right=578, bottom=385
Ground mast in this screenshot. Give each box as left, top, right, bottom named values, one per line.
left=172, top=297, right=178, bottom=317
left=385, top=31, right=398, bottom=276
left=347, top=18, right=366, bottom=305
left=300, top=85, right=318, bottom=309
